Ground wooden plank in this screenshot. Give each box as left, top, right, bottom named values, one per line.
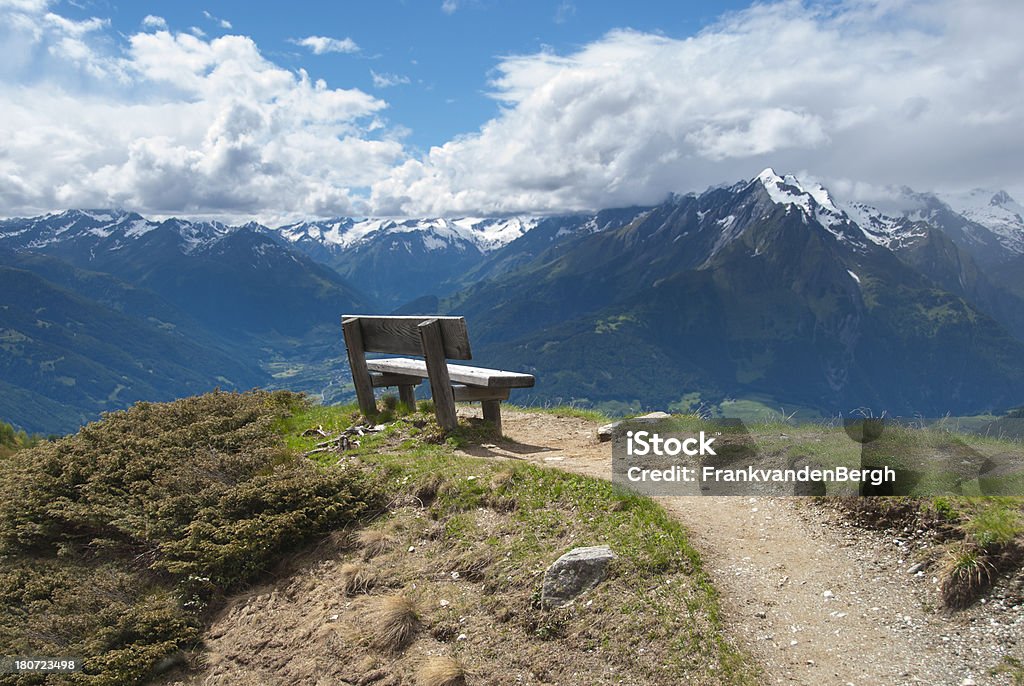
left=370, top=372, right=425, bottom=388
left=341, top=315, right=471, bottom=359
left=482, top=399, right=502, bottom=434
left=366, top=357, right=535, bottom=389
left=452, top=385, right=510, bottom=402
left=398, top=385, right=417, bottom=408
left=418, top=319, right=458, bottom=430
left=342, top=317, right=377, bottom=417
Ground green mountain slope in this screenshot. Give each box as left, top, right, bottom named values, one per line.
left=0, top=266, right=266, bottom=433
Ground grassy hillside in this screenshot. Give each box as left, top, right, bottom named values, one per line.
left=0, top=394, right=756, bottom=685
left=0, top=391, right=381, bottom=685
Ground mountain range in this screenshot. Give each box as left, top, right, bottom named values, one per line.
left=2, top=170, right=1022, bottom=432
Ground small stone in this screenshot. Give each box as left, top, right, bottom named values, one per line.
left=541, top=545, right=616, bottom=609
left=326, top=614, right=339, bottom=622
left=457, top=633, right=468, bottom=641
left=823, top=590, right=834, bottom=599
left=450, top=571, right=460, bottom=580
left=962, top=678, right=977, bottom=686
left=408, top=545, right=416, bottom=553
left=907, top=562, right=924, bottom=574
left=439, top=599, right=450, bottom=607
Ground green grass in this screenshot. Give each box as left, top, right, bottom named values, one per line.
left=521, top=404, right=612, bottom=423
left=960, top=499, right=1024, bottom=548
left=992, top=656, right=1024, bottom=685
left=281, top=402, right=757, bottom=684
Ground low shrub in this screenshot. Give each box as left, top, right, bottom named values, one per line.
left=0, top=390, right=383, bottom=685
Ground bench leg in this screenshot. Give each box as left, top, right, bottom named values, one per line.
left=398, top=384, right=416, bottom=409
left=482, top=400, right=502, bottom=435
left=418, top=319, right=458, bottom=431
left=342, top=317, right=377, bottom=417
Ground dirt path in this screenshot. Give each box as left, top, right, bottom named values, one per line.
left=457, top=409, right=1024, bottom=686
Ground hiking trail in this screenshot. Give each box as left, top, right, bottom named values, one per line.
left=457, top=408, right=1024, bottom=686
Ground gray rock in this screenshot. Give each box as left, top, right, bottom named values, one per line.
left=907, top=562, right=925, bottom=574
left=597, top=412, right=672, bottom=442
left=597, top=422, right=620, bottom=442
left=542, top=545, right=616, bottom=608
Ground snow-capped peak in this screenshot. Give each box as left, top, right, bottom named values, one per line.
left=275, top=216, right=540, bottom=254
left=756, top=169, right=841, bottom=215
left=938, top=188, right=1024, bottom=254
left=753, top=168, right=851, bottom=239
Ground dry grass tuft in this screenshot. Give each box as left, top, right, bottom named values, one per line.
left=413, top=473, right=447, bottom=506
left=452, top=547, right=498, bottom=582
left=939, top=543, right=997, bottom=608
left=417, top=656, right=467, bottom=686
left=489, top=470, right=515, bottom=491
left=339, top=562, right=376, bottom=596
left=486, top=470, right=517, bottom=511
left=363, top=595, right=420, bottom=654
left=357, top=528, right=397, bottom=560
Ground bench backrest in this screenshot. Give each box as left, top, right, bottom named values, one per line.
left=341, top=315, right=472, bottom=360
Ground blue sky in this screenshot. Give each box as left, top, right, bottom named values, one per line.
left=1, top=0, right=1022, bottom=222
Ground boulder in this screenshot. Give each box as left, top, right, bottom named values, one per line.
left=597, top=411, right=672, bottom=442
left=541, top=545, right=616, bottom=608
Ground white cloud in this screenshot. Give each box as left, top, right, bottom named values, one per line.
left=371, top=0, right=1024, bottom=216
left=291, top=35, right=359, bottom=55
left=370, top=70, right=410, bottom=89
left=203, top=10, right=232, bottom=29
left=141, top=15, right=167, bottom=30
left=441, top=0, right=457, bottom=15
left=0, top=3, right=399, bottom=223
left=2, top=0, right=1023, bottom=222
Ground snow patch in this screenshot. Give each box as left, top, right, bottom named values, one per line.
left=125, top=219, right=155, bottom=238
left=421, top=233, right=449, bottom=251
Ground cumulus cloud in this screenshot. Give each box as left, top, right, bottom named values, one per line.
left=441, top=0, right=458, bottom=15
left=2, top=0, right=1023, bottom=222
left=371, top=0, right=1024, bottom=215
left=0, top=2, right=398, bottom=222
left=291, top=35, right=360, bottom=55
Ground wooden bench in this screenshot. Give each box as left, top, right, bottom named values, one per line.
left=341, top=315, right=535, bottom=433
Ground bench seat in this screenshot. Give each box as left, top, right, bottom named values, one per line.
left=366, top=357, right=535, bottom=389
left=343, top=315, right=534, bottom=433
